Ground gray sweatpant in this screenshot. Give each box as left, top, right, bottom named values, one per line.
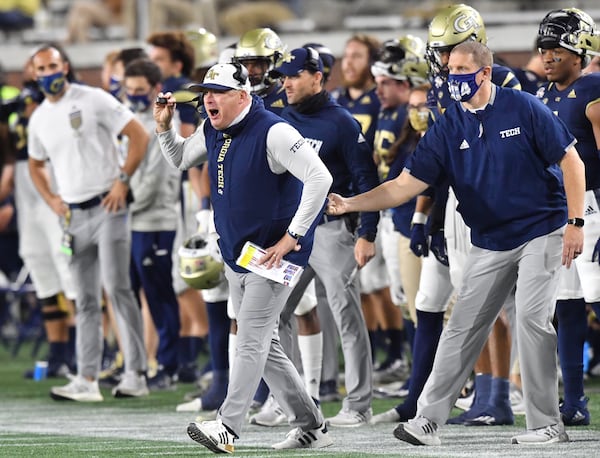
left=68, top=205, right=146, bottom=379
left=219, top=266, right=323, bottom=437
left=280, top=219, right=372, bottom=413
left=418, top=228, right=563, bottom=430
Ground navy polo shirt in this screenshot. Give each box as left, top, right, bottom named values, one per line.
left=407, top=85, right=575, bottom=251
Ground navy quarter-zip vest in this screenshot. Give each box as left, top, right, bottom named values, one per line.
left=204, top=97, right=314, bottom=272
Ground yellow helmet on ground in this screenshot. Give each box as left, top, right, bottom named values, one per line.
left=178, top=233, right=224, bottom=290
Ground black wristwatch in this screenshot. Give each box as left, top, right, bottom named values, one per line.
left=567, top=217, right=584, bottom=227
left=287, top=229, right=301, bottom=240
left=360, top=232, right=377, bottom=243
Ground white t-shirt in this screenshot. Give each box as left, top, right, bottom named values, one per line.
left=28, top=83, right=134, bottom=203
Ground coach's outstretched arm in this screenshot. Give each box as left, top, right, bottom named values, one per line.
left=327, top=169, right=429, bottom=215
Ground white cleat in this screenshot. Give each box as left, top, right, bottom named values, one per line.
left=187, top=419, right=236, bottom=454
left=454, top=392, right=474, bottom=411
left=271, top=423, right=333, bottom=449
left=393, top=416, right=441, bottom=446
left=370, top=408, right=401, bottom=425
left=112, top=371, right=149, bottom=398
left=511, top=423, right=569, bottom=444
left=372, top=359, right=410, bottom=384
left=177, top=398, right=203, bottom=412
left=249, top=395, right=287, bottom=427
left=326, top=407, right=372, bottom=427
left=50, top=375, right=103, bottom=402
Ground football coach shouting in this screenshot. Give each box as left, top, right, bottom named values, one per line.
left=154, top=62, right=333, bottom=453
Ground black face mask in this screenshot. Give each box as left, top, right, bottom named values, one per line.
left=293, top=90, right=329, bottom=114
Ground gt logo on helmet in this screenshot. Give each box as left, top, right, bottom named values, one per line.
left=454, top=13, right=482, bottom=34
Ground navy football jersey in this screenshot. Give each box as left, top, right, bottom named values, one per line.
left=333, top=85, right=381, bottom=148
left=373, top=105, right=407, bottom=181
left=537, top=73, right=600, bottom=190
left=511, top=67, right=546, bottom=95
left=261, top=83, right=288, bottom=116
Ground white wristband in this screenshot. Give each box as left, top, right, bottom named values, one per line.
left=411, top=212, right=427, bottom=225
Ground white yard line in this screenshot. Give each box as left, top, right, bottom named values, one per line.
left=1, top=401, right=599, bottom=457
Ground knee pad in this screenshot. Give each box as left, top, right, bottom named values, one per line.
left=227, top=297, right=236, bottom=320
left=40, top=294, right=59, bottom=307
left=294, top=292, right=317, bottom=316
left=41, top=304, right=69, bottom=322
left=56, top=292, right=72, bottom=315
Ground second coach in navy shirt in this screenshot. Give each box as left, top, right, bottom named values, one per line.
left=327, top=41, right=585, bottom=447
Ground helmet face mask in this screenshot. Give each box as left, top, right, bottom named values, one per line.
left=233, top=57, right=271, bottom=88
left=426, top=4, right=487, bottom=77
left=178, top=233, right=224, bottom=290
left=425, top=45, right=452, bottom=77
left=372, top=36, right=428, bottom=86
left=537, top=8, right=600, bottom=65
left=233, top=28, right=286, bottom=93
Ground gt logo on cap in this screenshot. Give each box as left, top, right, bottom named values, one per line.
left=206, top=69, right=220, bottom=80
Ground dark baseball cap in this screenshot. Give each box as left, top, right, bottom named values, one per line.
left=271, top=47, right=324, bottom=77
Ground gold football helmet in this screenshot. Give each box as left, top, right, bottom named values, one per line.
left=178, top=233, right=224, bottom=290
left=233, top=28, right=286, bottom=93
left=426, top=4, right=487, bottom=76
left=371, top=35, right=429, bottom=86
left=185, top=28, right=219, bottom=70
left=537, top=8, right=600, bottom=65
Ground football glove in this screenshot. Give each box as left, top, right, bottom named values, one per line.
left=430, top=229, right=449, bottom=266
left=195, top=209, right=211, bottom=235
left=410, top=223, right=429, bottom=257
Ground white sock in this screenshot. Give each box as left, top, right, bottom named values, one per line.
left=228, top=333, right=237, bottom=379
left=298, top=332, right=323, bottom=400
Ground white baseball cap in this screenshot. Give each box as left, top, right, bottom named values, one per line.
left=190, top=63, right=251, bottom=93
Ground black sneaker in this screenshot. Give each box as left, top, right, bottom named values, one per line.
left=178, top=363, right=198, bottom=383
left=147, top=370, right=177, bottom=391
left=319, top=379, right=341, bottom=402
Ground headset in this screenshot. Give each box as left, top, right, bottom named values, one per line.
left=231, top=61, right=249, bottom=86
left=156, top=63, right=249, bottom=113
left=301, top=46, right=322, bottom=73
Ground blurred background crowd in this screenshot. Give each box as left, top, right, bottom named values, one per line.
left=1, top=1, right=599, bottom=81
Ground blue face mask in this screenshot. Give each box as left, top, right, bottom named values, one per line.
left=447, top=67, right=484, bottom=102
left=108, top=75, right=122, bottom=99
left=37, top=71, right=66, bottom=95
left=126, top=93, right=152, bottom=112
